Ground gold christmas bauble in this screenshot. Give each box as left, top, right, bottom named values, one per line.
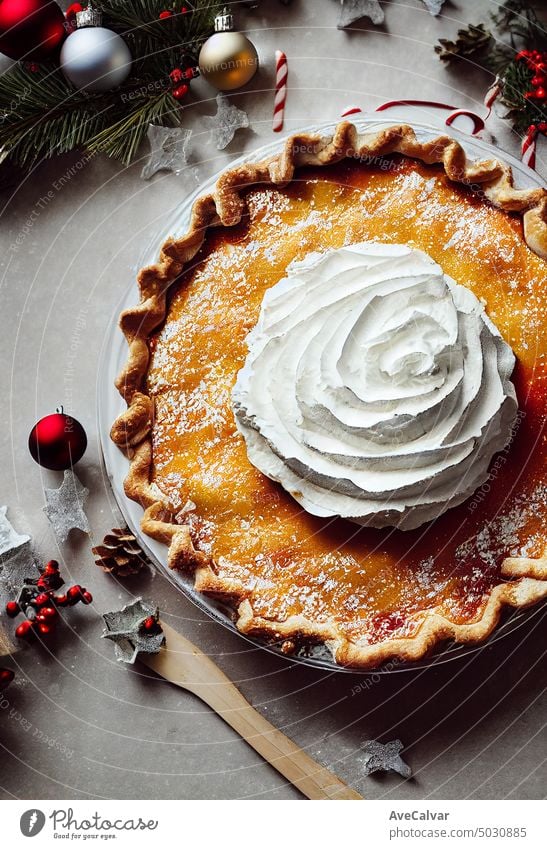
left=198, top=31, right=258, bottom=91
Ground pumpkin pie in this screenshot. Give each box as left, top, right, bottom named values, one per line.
left=111, top=123, right=547, bottom=668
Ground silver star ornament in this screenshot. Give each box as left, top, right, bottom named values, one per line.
left=205, top=94, right=249, bottom=150
left=338, top=0, right=385, bottom=28
left=421, top=0, right=446, bottom=15
left=141, top=124, right=193, bottom=179
left=43, top=470, right=90, bottom=543
left=361, top=739, right=412, bottom=778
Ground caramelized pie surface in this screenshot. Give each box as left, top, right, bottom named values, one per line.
left=147, top=158, right=547, bottom=647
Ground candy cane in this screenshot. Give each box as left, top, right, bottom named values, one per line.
left=484, top=78, right=502, bottom=118
left=273, top=50, right=288, bottom=133
left=521, top=124, right=538, bottom=170
left=341, top=105, right=362, bottom=117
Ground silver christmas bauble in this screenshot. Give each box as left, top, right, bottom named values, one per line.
left=60, top=27, right=132, bottom=92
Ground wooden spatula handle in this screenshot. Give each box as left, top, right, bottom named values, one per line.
left=194, top=678, right=361, bottom=800
left=142, top=622, right=362, bottom=801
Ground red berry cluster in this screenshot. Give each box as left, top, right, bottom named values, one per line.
left=65, top=2, right=83, bottom=21
left=159, top=7, right=188, bottom=20
left=169, top=65, right=199, bottom=101
left=157, top=7, right=197, bottom=101
left=0, top=667, right=14, bottom=687
left=5, top=560, right=92, bottom=641
left=64, top=3, right=84, bottom=34
left=516, top=49, right=547, bottom=103
left=141, top=615, right=161, bottom=634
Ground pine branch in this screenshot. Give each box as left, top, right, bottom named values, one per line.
left=101, top=1, right=220, bottom=69
left=491, top=0, right=547, bottom=49
left=0, top=0, right=219, bottom=172
left=86, top=91, right=177, bottom=163
left=0, top=63, right=119, bottom=166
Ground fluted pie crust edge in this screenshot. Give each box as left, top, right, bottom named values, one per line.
left=111, top=122, right=547, bottom=669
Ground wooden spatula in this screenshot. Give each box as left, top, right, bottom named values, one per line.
left=140, top=621, right=363, bottom=800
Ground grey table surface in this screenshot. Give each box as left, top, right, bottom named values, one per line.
left=0, top=0, right=546, bottom=801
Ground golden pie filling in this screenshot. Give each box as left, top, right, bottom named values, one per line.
left=147, top=157, right=547, bottom=647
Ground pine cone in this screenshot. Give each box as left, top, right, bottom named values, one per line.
left=92, top=528, right=148, bottom=577
left=436, top=23, right=492, bottom=63
left=0, top=622, right=16, bottom=657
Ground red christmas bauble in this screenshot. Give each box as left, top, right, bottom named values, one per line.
left=28, top=410, right=87, bottom=470
left=0, top=0, right=66, bottom=61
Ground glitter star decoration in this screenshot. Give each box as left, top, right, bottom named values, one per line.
left=102, top=598, right=165, bottom=664
left=337, top=0, right=385, bottom=28
left=141, top=124, right=193, bottom=179
left=43, top=470, right=90, bottom=543
left=205, top=94, right=249, bottom=150
left=361, top=739, right=412, bottom=778
left=421, top=0, right=446, bottom=15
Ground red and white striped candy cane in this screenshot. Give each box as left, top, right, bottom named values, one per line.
left=484, top=77, right=502, bottom=118
left=341, top=104, right=362, bottom=117
left=273, top=50, right=288, bottom=133
left=521, top=124, right=538, bottom=170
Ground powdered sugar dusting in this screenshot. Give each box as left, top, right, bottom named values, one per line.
left=455, top=483, right=547, bottom=568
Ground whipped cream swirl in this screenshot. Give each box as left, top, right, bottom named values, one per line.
left=232, top=243, right=518, bottom=529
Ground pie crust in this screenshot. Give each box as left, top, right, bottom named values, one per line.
left=111, top=122, right=547, bottom=668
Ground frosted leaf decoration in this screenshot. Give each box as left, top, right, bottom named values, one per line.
left=0, top=554, right=28, bottom=655
left=361, top=739, right=412, bottom=778
left=337, top=0, right=384, bottom=28
left=205, top=94, right=249, bottom=150
left=141, top=125, right=192, bottom=179
left=0, top=509, right=33, bottom=656
left=0, top=547, right=37, bottom=600
left=43, top=470, right=90, bottom=543
left=0, top=506, right=35, bottom=619
left=421, top=0, right=446, bottom=15
left=0, top=506, right=30, bottom=556
left=102, top=598, right=165, bottom=664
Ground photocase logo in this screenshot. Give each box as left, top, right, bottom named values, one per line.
left=20, top=810, right=46, bottom=837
